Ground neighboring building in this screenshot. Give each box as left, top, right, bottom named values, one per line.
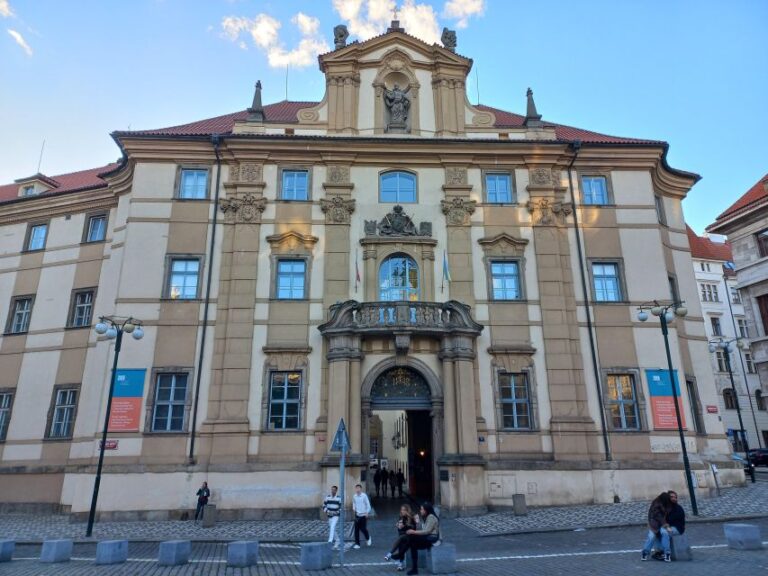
left=0, top=22, right=740, bottom=519
left=687, top=226, right=766, bottom=450
left=708, top=174, right=768, bottom=448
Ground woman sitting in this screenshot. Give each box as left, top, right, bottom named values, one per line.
left=384, top=504, right=417, bottom=571
left=391, top=502, right=440, bottom=575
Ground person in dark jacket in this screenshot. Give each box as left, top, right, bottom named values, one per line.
left=391, top=502, right=440, bottom=575
left=373, top=468, right=382, bottom=497
left=384, top=503, right=417, bottom=571
left=666, top=490, right=685, bottom=535
left=380, top=469, right=390, bottom=497
left=195, top=481, right=210, bottom=523
left=641, top=492, right=672, bottom=562
left=396, top=469, right=406, bottom=497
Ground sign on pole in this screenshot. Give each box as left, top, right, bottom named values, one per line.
left=331, top=418, right=350, bottom=453
left=333, top=418, right=350, bottom=567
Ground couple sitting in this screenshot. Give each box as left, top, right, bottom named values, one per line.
left=384, top=502, right=440, bottom=574
left=641, top=490, right=686, bottom=562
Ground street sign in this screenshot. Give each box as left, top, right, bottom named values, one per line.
left=331, top=418, right=350, bottom=453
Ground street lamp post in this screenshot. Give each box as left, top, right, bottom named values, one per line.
left=637, top=300, right=698, bottom=516
left=708, top=337, right=755, bottom=483
left=86, top=316, right=144, bottom=538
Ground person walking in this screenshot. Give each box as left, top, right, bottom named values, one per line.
left=391, top=502, right=440, bottom=575
left=323, top=485, right=342, bottom=549
left=352, top=483, right=372, bottom=549
left=396, top=469, right=405, bottom=497
left=374, top=468, right=382, bottom=497
left=380, top=469, right=389, bottom=497
left=384, top=504, right=416, bottom=571
left=194, top=481, right=210, bottom=524
left=389, top=470, right=397, bottom=498
left=641, top=492, right=672, bottom=562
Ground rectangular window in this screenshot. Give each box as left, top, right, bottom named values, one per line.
left=268, top=371, right=302, bottom=430
left=655, top=195, right=666, bottom=225
left=276, top=259, right=306, bottom=300
left=700, top=283, right=720, bottom=302
left=151, top=373, right=188, bottom=432
left=179, top=168, right=208, bottom=199
left=710, top=317, right=722, bottom=336
left=485, top=173, right=513, bottom=203
left=745, top=353, right=756, bottom=374
left=167, top=258, right=200, bottom=299
left=581, top=176, right=608, bottom=205
left=715, top=350, right=728, bottom=372
left=26, top=223, right=48, bottom=251
left=758, top=295, right=768, bottom=335
left=592, top=262, right=622, bottom=302
left=490, top=261, right=521, bottom=300
left=21, top=184, right=36, bottom=196
left=68, top=289, right=94, bottom=328
left=380, top=171, right=416, bottom=203
left=7, top=296, right=33, bottom=334
left=85, top=214, right=107, bottom=242
left=730, top=287, right=741, bottom=304
left=281, top=169, right=309, bottom=201
left=737, top=318, right=749, bottom=339
left=0, top=392, right=12, bottom=440
left=606, top=374, right=639, bottom=430
left=757, top=229, right=768, bottom=258
left=498, top=372, right=532, bottom=429
left=48, top=388, right=78, bottom=438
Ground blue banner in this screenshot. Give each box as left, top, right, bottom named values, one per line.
left=645, top=369, right=681, bottom=397
left=113, top=369, right=146, bottom=398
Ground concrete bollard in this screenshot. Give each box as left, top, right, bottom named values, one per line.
left=40, top=539, right=73, bottom=563
left=0, top=540, right=15, bottom=562
left=202, top=504, right=217, bottom=528
left=723, top=523, right=763, bottom=550
left=96, top=540, right=129, bottom=565
left=406, top=548, right=429, bottom=571
left=300, top=542, right=332, bottom=570
left=670, top=533, right=692, bottom=561
left=513, top=493, right=527, bottom=516
left=158, top=540, right=191, bottom=565
left=428, top=543, right=457, bottom=573
left=227, top=540, right=259, bottom=567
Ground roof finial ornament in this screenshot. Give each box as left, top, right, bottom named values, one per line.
left=248, top=80, right=265, bottom=122
left=333, top=24, right=349, bottom=49
left=524, top=87, right=542, bottom=127
left=387, top=4, right=404, bottom=33
left=441, top=28, right=457, bottom=52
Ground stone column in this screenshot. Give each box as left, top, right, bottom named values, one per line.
left=349, top=355, right=362, bottom=454
left=440, top=352, right=458, bottom=455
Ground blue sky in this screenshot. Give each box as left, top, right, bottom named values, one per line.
left=1, top=0, right=766, bottom=233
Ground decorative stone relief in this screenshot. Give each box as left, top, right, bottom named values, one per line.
left=240, top=163, right=262, bottom=183
left=445, top=167, right=467, bottom=186
left=478, top=233, right=529, bottom=257
left=529, top=167, right=554, bottom=187
left=441, top=28, right=457, bottom=51
left=526, top=198, right=572, bottom=226
left=228, top=164, right=240, bottom=182
left=333, top=24, right=349, bottom=49
left=266, top=230, right=319, bottom=253
left=320, top=196, right=356, bottom=224
left=365, top=205, right=432, bottom=237
left=219, top=194, right=267, bottom=223
left=326, top=165, right=350, bottom=185
left=441, top=197, right=476, bottom=226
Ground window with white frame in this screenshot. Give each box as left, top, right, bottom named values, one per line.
left=606, top=374, right=640, bottom=430
left=268, top=371, right=302, bottom=430
left=151, top=373, right=188, bottom=432
left=485, top=173, right=513, bottom=203
left=167, top=258, right=200, bottom=299
left=581, top=175, right=609, bottom=205
left=26, top=223, right=48, bottom=251
left=715, top=350, right=728, bottom=372
left=179, top=168, right=208, bottom=199
left=723, top=388, right=737, bottom=410
left=0, top=392, right=12, bottom=440
left=737, top=318, right=749, bottom=338
left=730, top=287, right=741, bottom=304
left=498, top=372, right=532, bottom=429
left=380, top=171, right=416, bottom=203
left=710, top=316, right=722, bottom=336
left=700, top=283, right=719, bottom=302
left=745, top=352, right=756, bottom=374
left=7, top=296, right=33, bottom=334
left=591, top=262, right=622, bottom=302
left=276, top=259, right=307, bottom=300
left=490, top=261, right=522, bottom=300
left=68, top=289, right=94, bottom=328
left=280, top=169, right=309, bottom=201
left=85, top=214, right=107, bottom=242
left=48, top=388, right=78, bottom=438
left=21, top=184, right=36, bottom=196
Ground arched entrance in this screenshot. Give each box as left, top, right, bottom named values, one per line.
left=362, top=360, right=443, bottom=503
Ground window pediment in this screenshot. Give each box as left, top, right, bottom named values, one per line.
left=266, top=230, right=319, bottom=255
left=478, top=233, right=528, bottom=257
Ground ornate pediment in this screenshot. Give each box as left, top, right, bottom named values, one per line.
left=266, top=230, right=319, bottom=253
left=364, top=205, right=431, bottom=237
left=478, top=233, right=529, bottom=257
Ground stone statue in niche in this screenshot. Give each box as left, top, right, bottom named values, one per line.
left=385, top=84, right=411, bottom=130
left=333, top=24, right=349, bottom=49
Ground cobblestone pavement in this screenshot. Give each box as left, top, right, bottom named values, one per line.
left=1, top=518, right=766, bottom=575
left=458, top=481, right=768, bottom=536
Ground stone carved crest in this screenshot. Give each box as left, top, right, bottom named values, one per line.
left=320, top=196, right=355, bottom=224
left=441, top=197, right=476, bottom=226
left=445, top=167, right=467, bottom=186
left=228, top=163, right=240, bottom=182
left=219, top=194, right=267, bottom=223
left=526, top=198, right=572, bottom=226
left=365, top=205, right=431, bottom=237
left=529, top=167, right=562, bottom=188
left=326, top=165, right=350, bottom=184
left=240, top=163, right=262, bottom=183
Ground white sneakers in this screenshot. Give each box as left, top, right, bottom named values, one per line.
left=352, top=544, right=361, bottom=549
left=367, top=537, right=373, bottom=546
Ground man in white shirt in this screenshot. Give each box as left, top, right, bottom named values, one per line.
left=322, top=485, right=342, bottom=549
left=351, top=483, right=372, bottom=549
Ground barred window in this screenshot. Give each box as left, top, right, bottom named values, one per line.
left=498, top=372, right=532, bottom=429
left=606, top=374, right=639, bottom=430
left=268, top=371, right=302, bottom=430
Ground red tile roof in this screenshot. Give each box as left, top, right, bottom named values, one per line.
left=686, top=225, right=734, bottom=267
left=709, top=172, right=768, bottom=227
left=0, top=163, right=118, bottom=204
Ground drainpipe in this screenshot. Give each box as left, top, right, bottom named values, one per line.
left=566, top=140, right=612, bottom=461
left=188, top=134, right=223, bottom=463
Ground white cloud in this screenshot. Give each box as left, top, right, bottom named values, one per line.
left=7, top=28, right=31, bottom=56
left=399, top=0, right=440, bottom=44
left=0, top=0, right=13, bottom=18
left=443, top=0, right=484, bottom=29
left=221, top=12, right=330, bottom=69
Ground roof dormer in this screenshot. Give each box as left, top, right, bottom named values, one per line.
left=14, top=173, right=59, bottom=198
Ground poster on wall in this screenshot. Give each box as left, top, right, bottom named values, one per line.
left=108, top=369, right=146, bottom=432
left=645, top=369, right=686, bottom=430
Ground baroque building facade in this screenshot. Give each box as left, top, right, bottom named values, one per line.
left=0, top=25, right=742, bottom=518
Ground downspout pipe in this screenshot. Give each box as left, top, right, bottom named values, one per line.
left=567, top=140, right=612, bottom=461
left=189, top=134, right=222, bottom=463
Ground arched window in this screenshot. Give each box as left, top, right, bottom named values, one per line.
left=756, top=390, right=766, bottom=411
left=380, top=171, right=416, bottom=203
left=723, top=388, right=737, bottom=410
left=379, top=255, right=419, bottom=301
